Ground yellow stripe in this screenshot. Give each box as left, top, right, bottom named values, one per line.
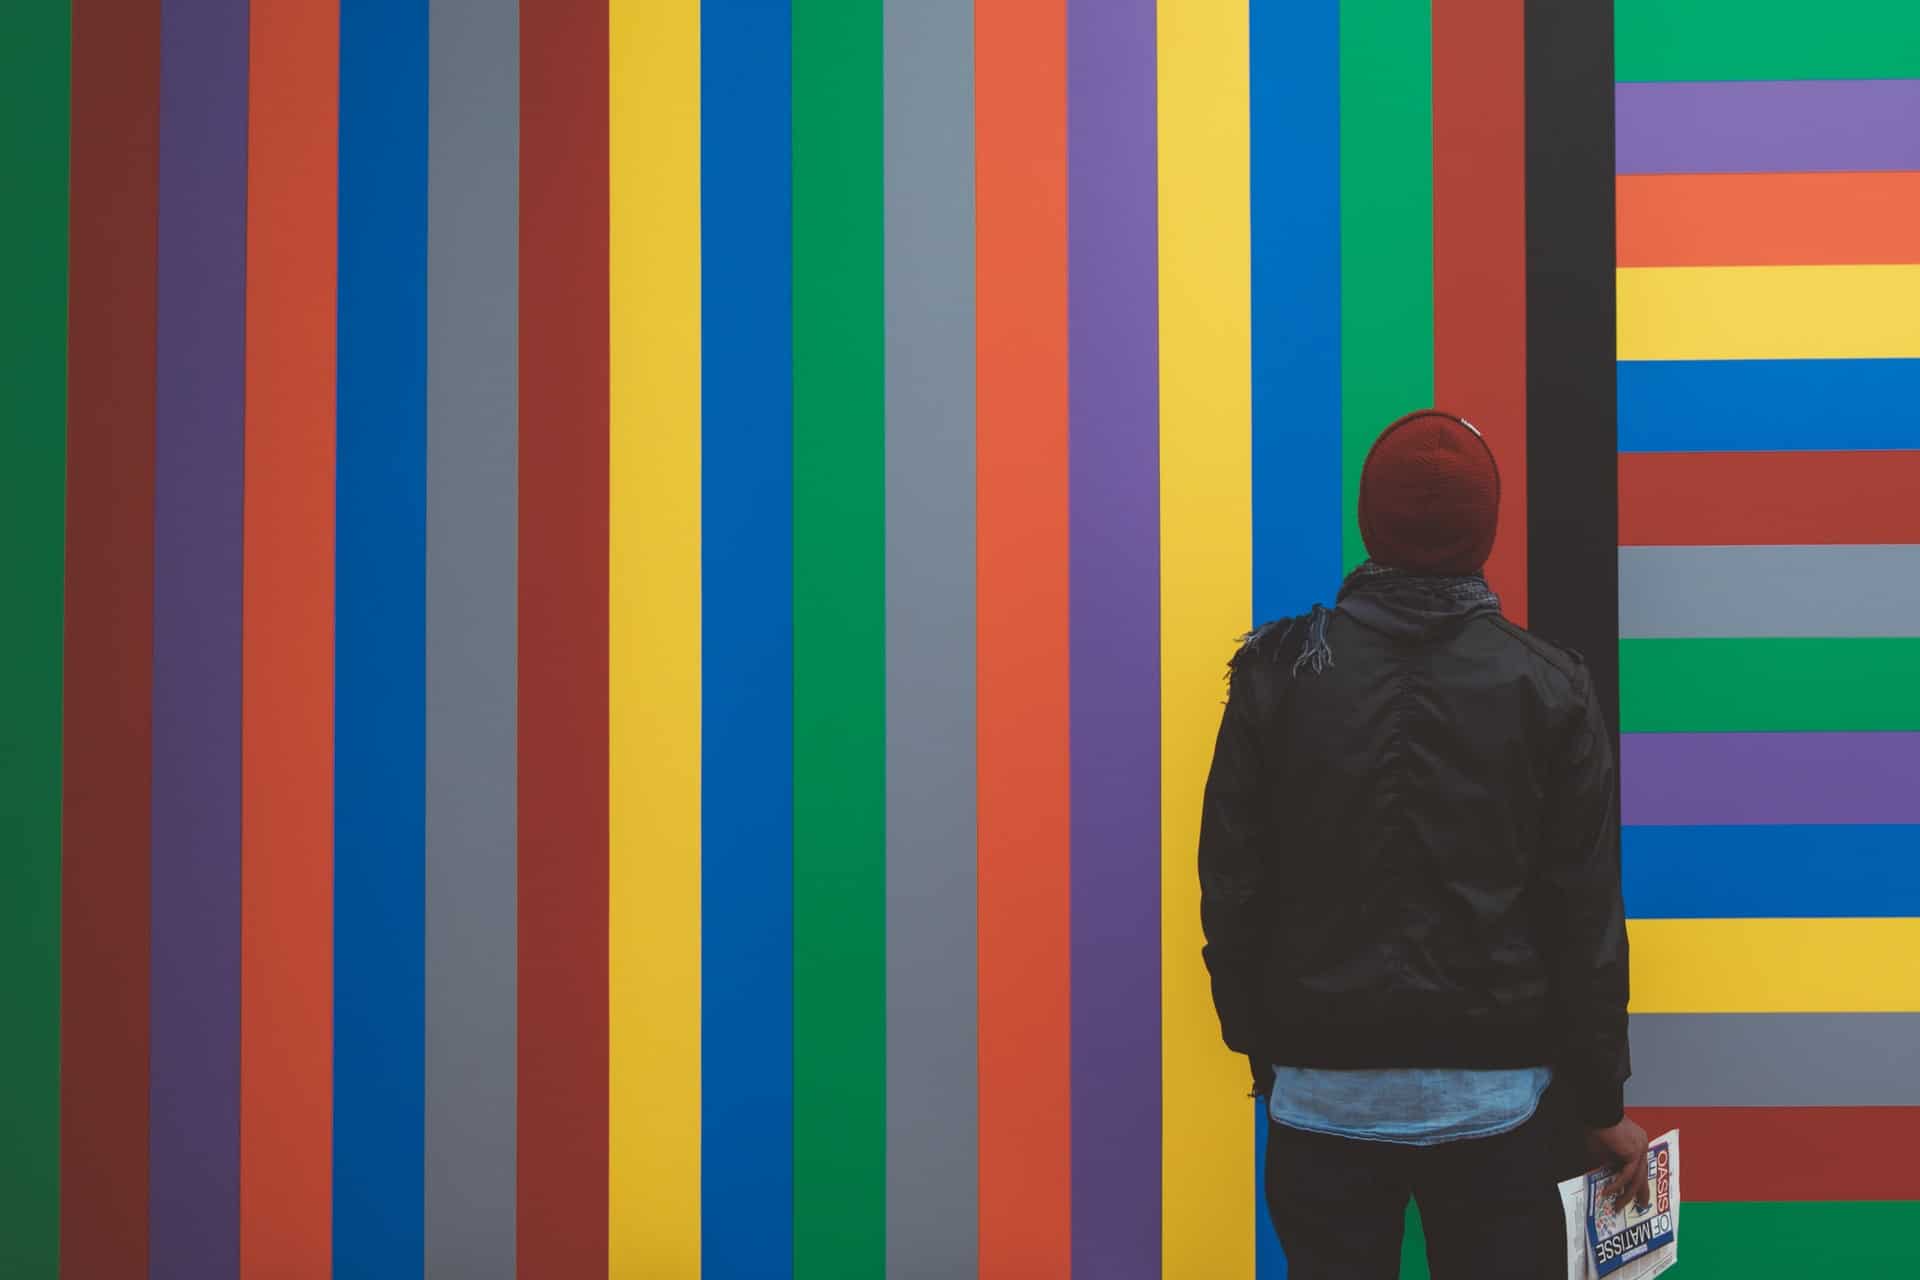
left=1630, top=919, right=1920, bottom=1013
left=1618, top=265, right=1920, bottom=360
left=1158, top=3, right=1254, bottom=1275
left=609, top=1, right=701, bottom=1271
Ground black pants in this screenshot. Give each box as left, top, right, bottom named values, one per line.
left=1264, top=1091, right=1580, bottom=1280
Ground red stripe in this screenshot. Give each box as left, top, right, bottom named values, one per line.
left=241, top=2, right=337, bottom=1271
left=976, top=0, right=1073, bottom=1270
left=518, top=2, right=610, bottom=1273
left=1629, top=1107, right=1920, bottom=1202
left=1620, top=451, right=1920, bottom=546
left=1433, top=0, right=1528, bottom=623
left=61, top=4, right=160, bottom=1273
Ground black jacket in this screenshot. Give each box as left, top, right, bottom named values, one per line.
left=1199, top=570, right=1631, bottom=1127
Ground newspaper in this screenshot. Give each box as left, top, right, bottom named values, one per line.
left=1558, top=1129, right=1680, bottom=1280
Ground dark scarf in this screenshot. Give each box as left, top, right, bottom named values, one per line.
left=1293, top=561, right=1500, bottom=675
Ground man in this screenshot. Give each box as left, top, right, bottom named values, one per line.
left=1199, top=410, right=1646, bottom=1278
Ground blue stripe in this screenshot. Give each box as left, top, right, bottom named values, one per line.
left=1255, top=1104, right=1288, bottom=1277
left=1625, top=825, right=1920, bottom=920
left=1251, top=0, right=1343, bottom=625
left=702, top=4, right=795, bottom=1275
left=1252, top=7, right=1337, bottom=1276
left=335, top=1, right=429, bottom=1272
left=1619, top=359, right=1920, bottom=453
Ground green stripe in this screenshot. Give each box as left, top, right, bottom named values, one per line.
left=1617, top=0, right=1920, bottom=82
left=793, top=1, right=886, bottom=1274
left=0, top=3, right=70, bottom=1274
left=1679, top=1202, right=1920, bottom=1277
left=1340, top=0, right=1434, bottom=571
left=1621, top=639, right=1920, bottom=732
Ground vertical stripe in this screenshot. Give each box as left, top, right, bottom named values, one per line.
left=1159, top=1, right=1253, bottom=1275
left=608, top=0, right=703, bottom=1272
left=335, top=0, right=427, bottom=1271
left=242, top=0, right=336, bottom=1271
left=1523, top=0, right=1618, bottom=721
left=518, top=2, right=610, bottom=1272
left=1068, top=0, right=1162, bottom=1272
left=1339, top=0, right=1434, bottom=568
left=1250, top=0, right=1342, bottom=623
left=701, top=2, right=794, bottom=1274
left=1432, top=0, right=1527, bottom=620
left=882, top=2, right=978, bottom=1275
left=425, top=0, right=517, bottom=1273
left=793, top=2, right=886, bottom=1273
left=609, top=0, right=701, bottom=1271
left=1250, top=9, right=1330, bottom=1266
left=973, top=1, right=1072, bottom=1270
left=151, top=2, right=247, bottom=1274
left=0, top=3, right=69, bottom=1274
left=61, top=3, right=156, bottom=1274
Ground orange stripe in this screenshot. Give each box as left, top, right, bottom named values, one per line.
left=1433, top=0, right=1528, bottom=622
left=976, top=0, right=1073, bottom=1271
left=1619, top=172, right=1920, bottom=268
left=240, top=1, right=337, bottom=1274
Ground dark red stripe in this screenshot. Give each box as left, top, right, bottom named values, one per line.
left=518, top=2, right=610, bottom=1273
left=1620, top=451, right=1920, bottom=547
left=1433, top=0, right=1528, bottom=622
left=1629, top=1107, right=1920, bottom=1202
left=61, top=4, right=160, bottom=1273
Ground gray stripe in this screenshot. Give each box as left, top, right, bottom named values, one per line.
left=1620, top=545, right=1920, bottom=638
left=884, top=2, right=978, bottom=1275
left=1627, top=1014, right=1920, bottom=1107
left=424, top=2, right=517, bottom=1274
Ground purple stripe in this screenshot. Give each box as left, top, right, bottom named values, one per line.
left=1068, top=1, right=1160, bottom=1273
left=151, top=1, right=248, bottom=1276
left=1623, top=733, right=1920, bottom=827
left=1616, top=79, right=1920, bottom=175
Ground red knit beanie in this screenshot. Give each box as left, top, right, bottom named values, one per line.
left=1357, top=410, right=1501, bottom=575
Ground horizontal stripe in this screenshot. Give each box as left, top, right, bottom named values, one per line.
left=1617, top=172, right=1920, bottom=268
left=1618, top=265, right=1920, bottom=361
left=1624, top=731, right=1920, bottom=822
left=1678, top=1202, right=1920, bottom=1277
left=1616, top=1, right=1920, bottom=83
left=1628, top=1107, right=1920, bottom=1202
left=1621, top=638, right=1920, bottom=732
left=1625, top=826, right=1920, bottom=918
left=1620, top=546, right=1920, bottom=637
left=1629, top=918, right=1920, bottom=1012
left=1617, top=359, right=1920, bottom=453
left=1620, top=451, right=1920, bottom=546
left=1615, top=79, right=1920, bottom=175
left=1626, top=1013, right=1920, bottom=1107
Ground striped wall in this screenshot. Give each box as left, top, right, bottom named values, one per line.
left=2, top=1, right=1911, bottom=1277
left=1614, top=3, right=1920, bottom=1276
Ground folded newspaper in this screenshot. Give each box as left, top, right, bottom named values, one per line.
left=1558, top=1129, right=1680, bottom=1280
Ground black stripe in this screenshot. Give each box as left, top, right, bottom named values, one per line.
left=1525, top=0, right=1619, bottom=741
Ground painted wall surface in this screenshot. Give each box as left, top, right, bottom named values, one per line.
left=0, top=1, right=1913, bottom=1278
left=1610, top=4, right=1920, bottom=1275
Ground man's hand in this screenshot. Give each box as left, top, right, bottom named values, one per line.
left=1248, top=1056, right=1274, bottom=1099
left=1587, top=1117, right=1651, bottom=1212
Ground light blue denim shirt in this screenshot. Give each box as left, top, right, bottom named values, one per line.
left=1269, top=1066, right=1553, bottom=1146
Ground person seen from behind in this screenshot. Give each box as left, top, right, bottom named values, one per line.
left=1198, top=410, right=1647, bottom=1279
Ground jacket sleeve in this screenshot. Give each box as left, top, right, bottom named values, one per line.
left=1198, top=667, right=1271, bottom=1059
left=1540, top=664, right=1632, bottom=1127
